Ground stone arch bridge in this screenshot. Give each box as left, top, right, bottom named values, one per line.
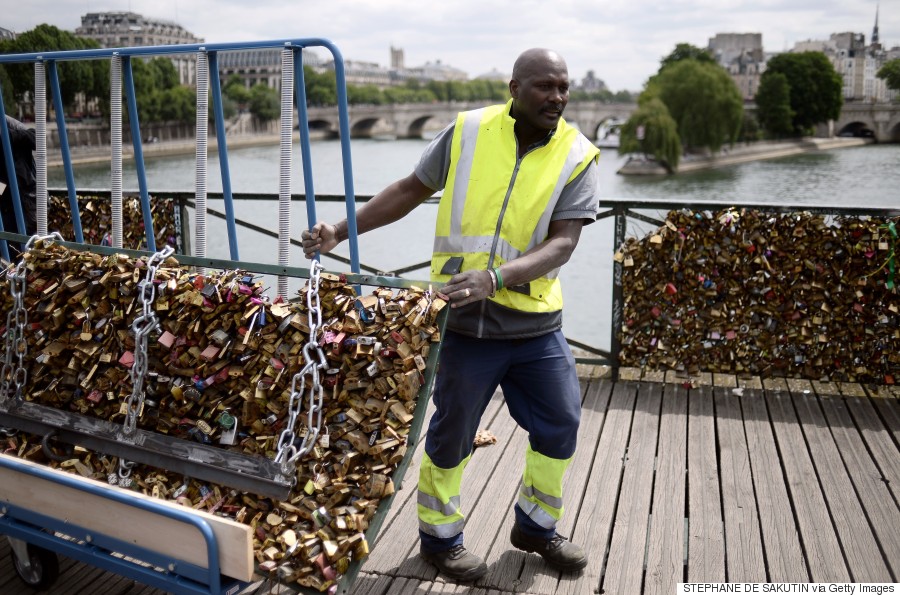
left=305, top=101, right=636, bottom=141
left=834, top=102, right=900, bottom=142
left=305, top=101, right=900, bottom=143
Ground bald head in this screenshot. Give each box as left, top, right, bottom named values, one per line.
left=511, top=48, right=567, bottom=82
left=509, top=48, right=570, bottom=140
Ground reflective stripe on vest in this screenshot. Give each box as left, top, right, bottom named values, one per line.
left=431, top=99, right=599, bottom=314
left=517, top=444, right=573, bottom=529
left=417, top=452, right=471, bottom=539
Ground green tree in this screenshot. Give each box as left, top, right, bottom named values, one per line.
left=159, top=86, right=195, bottom=123
left=126, top=57, right=193, bottom=123
left=659, top=43, right=716, bottom=70
left=0, top=67, right=15, bottom=115
left=248, top=83, right=280, bottom=121
left=0, top=24, right=106, bottom=115
left=384, top=86, right=424, bottom=104
left=222, top=74, right=251, bottom=105
left=738, top=112, right=761, bottom=142
left=304, top=66, right=337, bottom=106
left=649, top=59, right=743, bottom=152
left=619, top=97, right=681, bottom=172
left=762, top=52, right=842, bottom=134
left=347, top=84, right=383, bottom=105
left=877, top=59, right=900, bottom=93
left=755, top=71, right=794, bottom=138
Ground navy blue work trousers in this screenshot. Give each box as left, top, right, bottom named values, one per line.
left=419, top=328, right=582, bottom=553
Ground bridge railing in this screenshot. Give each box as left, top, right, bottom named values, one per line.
left=42, top=190, right=900, bottom=375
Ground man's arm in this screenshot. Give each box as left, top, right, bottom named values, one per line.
left=442, top=218, right=585, bottom=308
left=5, top=116, right=35, bottom=150
left=301, top=172, right=435, bottom=258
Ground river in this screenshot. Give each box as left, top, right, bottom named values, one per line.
left=48, top=140, right=900, bottom=353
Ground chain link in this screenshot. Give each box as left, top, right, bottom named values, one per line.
left=275, top=261, right=328, bottom=473
left=1, top=234, right=63, bottom=404
left=117, top=245, right=173, bottom=484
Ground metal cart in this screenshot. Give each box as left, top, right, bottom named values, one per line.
left=0, top=37, right=444, bottom=594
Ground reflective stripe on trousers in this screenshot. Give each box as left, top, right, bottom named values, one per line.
left=418, top=452, right=471, bottom=538
left=517, top=444, right=573, bottom=529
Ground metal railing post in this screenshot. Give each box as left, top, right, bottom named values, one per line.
left=610, top=204, right=627, bottom=378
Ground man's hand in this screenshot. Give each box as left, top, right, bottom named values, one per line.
left=301, top=222, right=340, bottom=259
left=442, top=269, right=495, bottom=309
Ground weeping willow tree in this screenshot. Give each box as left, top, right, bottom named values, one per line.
left=619, top=97, right=681, bottom=173
left=649, top=59, right=744, bottom=153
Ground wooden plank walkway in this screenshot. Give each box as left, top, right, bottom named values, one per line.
left=1, top=375, right=898, bottom=594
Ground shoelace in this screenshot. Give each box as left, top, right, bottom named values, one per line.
left=447, top=544, right=469, bottom=558
left=548, top=533, right=570, bottom=550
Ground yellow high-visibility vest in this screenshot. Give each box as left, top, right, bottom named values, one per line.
left=431, top=99, right=599, bottom=313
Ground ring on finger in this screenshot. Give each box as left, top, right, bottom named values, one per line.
left=464, top=288, right=470, bottom=298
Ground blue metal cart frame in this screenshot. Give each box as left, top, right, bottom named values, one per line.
left=0, top=37, right=442, bottom=594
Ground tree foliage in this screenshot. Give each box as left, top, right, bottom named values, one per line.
left=659, top=43, right=716, bottom=70
left=0, top=67, right=15, bottom=115
left=248, top=83, right=280, bottom=121
left=761, top=52, right=842, bottom=134
left=755, top=71, right=794, bottom=138
left=877, top=59, right=900, bottom=93
left=223, top=74, right=251, bottom=105
left=0, top=24, right=106, bottom=116
left=619, top=97, right=681, bottom=172
left=304, top=66, right=337, bottom=106
left=648, top=58, right=743, bottom=152
left=127, top=57, right=194, bottom=124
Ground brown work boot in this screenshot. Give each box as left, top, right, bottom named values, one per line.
left=510, top=524, right=587, bottom=572
left=420, top=544, right=487, bottom=581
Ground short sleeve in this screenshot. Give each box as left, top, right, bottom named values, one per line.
left=413, top=122, right=454, bottom=192
left=551, top=156, right=600, bottom=225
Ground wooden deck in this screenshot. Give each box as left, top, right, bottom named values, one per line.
left=1, top=373, right=898, bottom=594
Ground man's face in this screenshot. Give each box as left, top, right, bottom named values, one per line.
left=510, top=61, right=569, bottom=132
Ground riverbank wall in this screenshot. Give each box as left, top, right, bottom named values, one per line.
left=617, top=137, right=873, bottom=175
left=49, top=131, right=292, bottom=168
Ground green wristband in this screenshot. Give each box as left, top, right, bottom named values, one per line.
left=493, top=267, right=504, bottom=291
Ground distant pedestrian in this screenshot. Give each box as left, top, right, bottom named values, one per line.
left=0, top=115, right=37, bottom=254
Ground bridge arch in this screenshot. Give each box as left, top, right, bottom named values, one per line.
left=593, top=116, right=626, bottom=145
left=308, top=118, right=337, bottom=139
left=887, top=115, right=900, bottom=143
left=836, top=120, right=875, bottom=138
left=400, top=115, right=445, bottom=139
left=350, top=117, right=393, bottom=138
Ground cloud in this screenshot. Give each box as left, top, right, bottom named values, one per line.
left=2, top=0, right=895, bottom=91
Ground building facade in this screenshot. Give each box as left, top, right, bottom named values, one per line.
left=792, top=9, right=897, bottom=103
left=75, top=12, right=202, bottom=86
left=217, top=49, right=325, bottom=91
left=708, top=33, right=766, bottom=100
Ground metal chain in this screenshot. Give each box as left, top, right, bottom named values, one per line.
left=1, top=233, right=62, bottom=404
left=274, top=261, right=328, bottom=473
left=1, top=259, right=28, bottom=404
left=117, top=245, right=173, bottom=484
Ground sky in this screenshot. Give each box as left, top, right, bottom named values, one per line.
left=2, top=0, right=896, bottom=92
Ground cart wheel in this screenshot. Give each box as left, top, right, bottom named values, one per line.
left=10, top=543, right=59, bottom=590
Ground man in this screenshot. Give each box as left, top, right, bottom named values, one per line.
left=302, top=48, right=599, bottom=581
left=0, top=115, right=37, bottom=254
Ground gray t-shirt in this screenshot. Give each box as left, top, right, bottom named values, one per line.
left=414, top=122, right=601, bottom=224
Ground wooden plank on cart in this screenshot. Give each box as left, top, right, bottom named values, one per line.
left=0, top=453, right=253, bottom=581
